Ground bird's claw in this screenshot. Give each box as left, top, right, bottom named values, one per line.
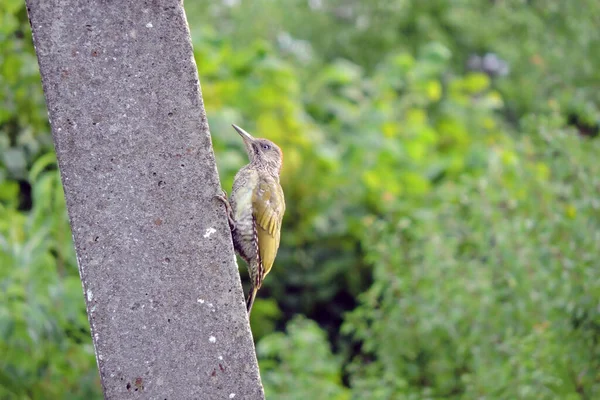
left=214, top=189, right=235, bottom=231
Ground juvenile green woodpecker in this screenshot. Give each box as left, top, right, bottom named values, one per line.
left=217, top=124, right=285, bottom=314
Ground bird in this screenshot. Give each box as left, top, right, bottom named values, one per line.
left=216, top=124, right=285, bottom=315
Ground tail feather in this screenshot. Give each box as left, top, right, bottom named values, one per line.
left=246, top=256, right=262, bottom=316
left=246, top=287, right=258, bottom=315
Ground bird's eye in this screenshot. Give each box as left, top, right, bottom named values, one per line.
left=262, top=144, right=270, bottom=150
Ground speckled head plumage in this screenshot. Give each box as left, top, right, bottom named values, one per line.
left=232, top=124, right=283, bottom=176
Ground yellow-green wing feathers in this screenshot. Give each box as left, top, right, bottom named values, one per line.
left=252, top=179, right=285, bottom=280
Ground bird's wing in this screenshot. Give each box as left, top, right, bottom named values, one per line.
left=252, top=178, right=285, bottom=279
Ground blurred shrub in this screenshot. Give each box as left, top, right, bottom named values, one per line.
left=342, top=116, right=600, bottom=399
left=0, top=156, right=99, bottom=398
left=189, top=0, right=600, bottom=132
left=258, top=316, right=350, bottom=400
left=0, top=2, right=51, bottom=183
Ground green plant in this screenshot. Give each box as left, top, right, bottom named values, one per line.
left=0, top=157, right=100, bottom=399
left=344, top=117, right=600, bottom=399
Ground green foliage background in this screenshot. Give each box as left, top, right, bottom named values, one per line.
left=1, top=0, right=599, bottom=398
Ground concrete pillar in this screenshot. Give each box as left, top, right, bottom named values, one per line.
left=26, top=1, right=264, bottom=398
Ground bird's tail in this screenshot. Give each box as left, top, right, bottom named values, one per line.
left=246, top=258, right=262, bottom=316
left=246, top=287, right=258, bottom=315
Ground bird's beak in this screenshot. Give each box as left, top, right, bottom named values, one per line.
left=232, top=124, right=255, bottom=144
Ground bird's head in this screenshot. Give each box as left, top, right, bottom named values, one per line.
left=232, top=124, right=283, bottom=176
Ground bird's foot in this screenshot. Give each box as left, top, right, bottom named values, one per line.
left=214, top=189, right=235, bottom=231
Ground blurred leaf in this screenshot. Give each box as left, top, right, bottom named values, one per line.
left=29, top=152, right=57, bottom=183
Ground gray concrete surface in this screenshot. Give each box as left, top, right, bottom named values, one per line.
left=26, top=1, right=265, bottom=398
